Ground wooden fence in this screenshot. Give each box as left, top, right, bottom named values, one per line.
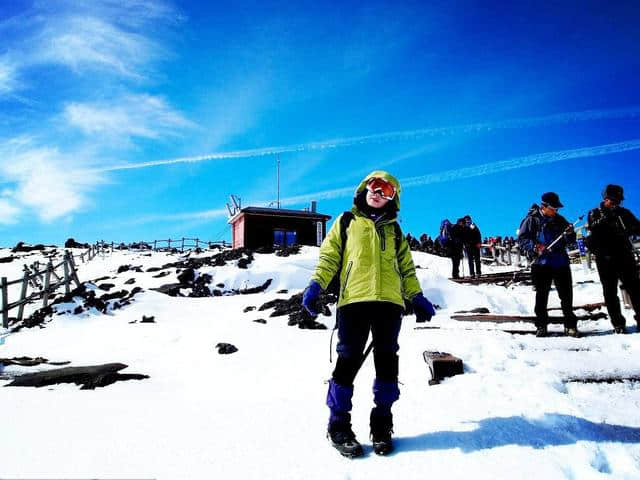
left=1, top=251, right=81, bottom=328
left=480, top=244, right=525, bottom=267
left=99, top=237, right=229, bottom=253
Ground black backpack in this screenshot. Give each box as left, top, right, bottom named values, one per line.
left=325, top=211, right=404, bottom=295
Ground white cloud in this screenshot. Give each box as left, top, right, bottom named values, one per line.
left=65, top=94, right=193, bottom=140
left=0, top=198, right=21, bottom=224
left=0, top=140, right=107, bottom=222
left=34, top=16, right=165, bottom=80
left=0, top=57, right=17, bottom=95
left=0, top=0, right=181, bottom=85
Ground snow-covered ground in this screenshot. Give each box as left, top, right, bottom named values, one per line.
left=2, top=246, right=640, bottom=479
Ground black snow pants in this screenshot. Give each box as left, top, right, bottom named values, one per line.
left=332, top=302, right=403, bottom=386
left=465, top=245, right=482, bottom=277
left=531, top=263, right=577, bottom=329
left=595, top=253, right=640, bottom=327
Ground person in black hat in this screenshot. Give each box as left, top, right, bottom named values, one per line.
left=587, top=184, right=640, bottom=333
left=517, top=192, right=579, bottom=337
left=463, top=215, right=482, bottom=278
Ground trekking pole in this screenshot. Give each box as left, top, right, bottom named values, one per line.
left=534, top=214, right=585, bottom=264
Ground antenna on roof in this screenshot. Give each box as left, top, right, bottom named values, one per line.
left=227, top=195, right=241, bottom=217
left=277, top=155, right=281, bottom=209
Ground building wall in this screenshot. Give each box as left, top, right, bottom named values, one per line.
left=232, top=216, right=245, bottom=249
left=242, top=215, right=327, bottom=250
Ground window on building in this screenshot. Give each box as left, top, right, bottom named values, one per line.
left=273, top=229, right=297, bottom=247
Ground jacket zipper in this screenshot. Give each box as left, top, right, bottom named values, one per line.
left=340, top=261, right=353, bottom=299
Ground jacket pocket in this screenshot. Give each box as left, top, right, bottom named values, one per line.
left=340, top=261, right=353, bottom=299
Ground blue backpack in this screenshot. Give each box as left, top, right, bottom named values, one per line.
left=439, top=220, right=452, bottom=246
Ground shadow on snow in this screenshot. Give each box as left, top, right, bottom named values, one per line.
left=395, top=413, right=640, bottom=454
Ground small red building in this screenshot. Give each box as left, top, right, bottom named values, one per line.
left=228, top=206, right=332, bottom=250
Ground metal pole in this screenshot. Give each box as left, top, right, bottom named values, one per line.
left=277, top=156, right=280, bottom=209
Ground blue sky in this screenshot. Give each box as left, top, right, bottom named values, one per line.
left=1, top=0, right=639, bottom=246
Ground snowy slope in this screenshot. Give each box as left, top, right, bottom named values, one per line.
left=2, top=246, right=640, bottom=479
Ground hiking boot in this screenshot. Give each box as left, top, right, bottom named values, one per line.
left=327, top=422, right=363, bottom=458
left=564, top=327, right=581, bottom=338
left=614, top=325, right=627, bottom=334
left=371, top=429, right=394, bottom=456
left=535, top=326, right=548, bottom=337
left=370, top=411, right=394, bottom=456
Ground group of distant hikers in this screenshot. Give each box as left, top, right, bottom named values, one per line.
left=298, top=171, right=640, bottom=459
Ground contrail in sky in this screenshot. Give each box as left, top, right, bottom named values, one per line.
left=278, top=139, right=640, bottom=205
left=93, top=106, right=640, bottom=173
left=147, top=138, right=640, bottom=222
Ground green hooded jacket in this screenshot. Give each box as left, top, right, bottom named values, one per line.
left=311, top=171, right=422, bottom=308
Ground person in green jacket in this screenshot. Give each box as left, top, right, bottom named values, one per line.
left=302, top=171, right=436, bottom=457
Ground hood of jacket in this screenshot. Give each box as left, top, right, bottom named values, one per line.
left=354, top=170, right=402, bottom=211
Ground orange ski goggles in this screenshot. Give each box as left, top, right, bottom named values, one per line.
left=366, top=177, right=396, bottom=200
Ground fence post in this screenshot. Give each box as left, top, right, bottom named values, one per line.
left=66, top=252, right=82, bottom=289
left=17, top=271, right=29, bottom=323
left=42, top=263, right=52, bottom=308
left=2, top=277, right=8, bottom=329
left=195, top=239, right=199, bottom=249
left=168, top=238, right=171, bottom=250
left=63, top=256, right=71, bottom=295
left=181, top=237, right=185, bottom=252
left=154, top=240, right=157, bottom=251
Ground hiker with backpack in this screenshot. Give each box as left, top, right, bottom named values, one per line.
left=440, top=218, right=463, bottom=278
left=301, top=171, right=436, bottom=458
left=587, top=184, right=640, bottom=334
left=517, top=192, right=580, bottom=337
left=463, top=215, right=482, bottom=278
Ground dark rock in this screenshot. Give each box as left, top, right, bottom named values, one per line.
left=141, top=315, right=155, bottom=323
left=98, top=283, right=116, bottom=291
left=0, top=256, right=16, bottom=263
left=238, top=278, right=272, bottom=295
left=275, top=244, right=301, bottom=257
left=454, top=307, right=491, bottom=314
left=244, top=306, right=256, bottom=313
left=237, top=257, right=251, bottom=269
left=215, top=343, right=238, bottom=355
left=189, top=273, right=213, bottom=298
left=99, top=290, right=129, bottom=302
left=258, top=290, right=334, bottom=329
left=12, top=242, right=46, bottom=253
left=117, top=264, right=131, bottom=273
left=152, top=271, right=170, bottom=278
left=92, top=276, right=111, bottom=283
left=130, top=286, right=143, bottom=296
left=212, top=289, right=222, bottom=296
left=5, top=363, right=149, bottom=389
left=216, top=283, right=225, bottom=288
left=151, top=283, right=184, bottom=297
left=177, top=268, right=196, bottom=284
left=255, top=246, right=274, bottom=254
left=125, top=278, right=136, bottom=285
left=253, top=319, right=267, bottom=324
left=146, top=267, right=162, bottom=272
left=73, top=306, right=84, bottom=315
left=277, top=289, right=289, bottom=294
left=64, top=238, right=89, bottom=249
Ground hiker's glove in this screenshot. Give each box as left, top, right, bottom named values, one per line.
left=412, top=293, right=436, bottom=322
left=302, top=280, right=322, bottom=317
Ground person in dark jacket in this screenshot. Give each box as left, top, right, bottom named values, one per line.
left=518, top=192, right=579, bottom=337
left=463, top=215, right=482, bottom=278
left=587, top=184, right=640, bottom=333
left=450, top=218, right=466, bottom=278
